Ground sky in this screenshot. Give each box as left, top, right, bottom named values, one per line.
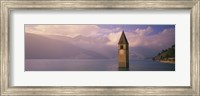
left=25, top=24, right=175, bottom=59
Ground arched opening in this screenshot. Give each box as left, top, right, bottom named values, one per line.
left=120, top=45, right=123, bottom=49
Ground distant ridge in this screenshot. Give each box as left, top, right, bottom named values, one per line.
left=25, top=33, right=109, bottom=59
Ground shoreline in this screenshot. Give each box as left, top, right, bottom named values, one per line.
left=159, top=60, right=175, bottom=64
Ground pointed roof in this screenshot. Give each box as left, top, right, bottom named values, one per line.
left=118, top=30, right=129, bottom=44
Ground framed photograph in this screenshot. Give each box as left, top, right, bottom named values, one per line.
left=25, top=24, right=175, bottom=71
left=1, top=0, right=199, bottom=95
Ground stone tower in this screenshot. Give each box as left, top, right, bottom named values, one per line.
left=118, top=31, right=129, bottom=68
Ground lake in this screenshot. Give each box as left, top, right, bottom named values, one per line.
left=25, top=59, right=175, bottom=71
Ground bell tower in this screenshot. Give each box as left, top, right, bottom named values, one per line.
left=118, top=31, right=129, bottom=68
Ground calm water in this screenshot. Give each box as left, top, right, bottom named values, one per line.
left=25, top=59, right=175, bottom=71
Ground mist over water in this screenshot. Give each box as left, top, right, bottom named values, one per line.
left=25, top=59, right=175, bottom=71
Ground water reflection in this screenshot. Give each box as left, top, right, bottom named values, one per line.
left=118, top=67, right=129, bottom=71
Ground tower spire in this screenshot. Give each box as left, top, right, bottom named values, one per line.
left=118, top=30, right=128, bottom=44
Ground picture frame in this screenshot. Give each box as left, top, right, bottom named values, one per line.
left=0, top=0, right=199, bottom=95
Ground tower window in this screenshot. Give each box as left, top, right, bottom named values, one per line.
left=120, top=45, right=123, bottom=49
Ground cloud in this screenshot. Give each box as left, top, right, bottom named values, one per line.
left=106, top=26, right=175, bottom=50
left=132, top=27, right=175, bottom=50
left=106, top=31, right=122, bottom=45
left=25, top=25, right=124, bottom=39
left=106, top=26, right=153, bottom=46
left=135, top=26, right=153, bottom=36
left=144, top=28, right=175, bottom=49
left=25, top=25, right=103, bottom=38
left=25, top=25, right=175, bottom=50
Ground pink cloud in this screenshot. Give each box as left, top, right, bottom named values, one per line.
left=25, top=25, right=102, bottom=37
left=129, top=27, right=175, bottom=50
left=106, top=26, right=175, bottom=50
left=25, top=25, right=175, bottom=50
left=106, top=32, right=122, bottom=45
left=135, top=26, right=153, bottom=36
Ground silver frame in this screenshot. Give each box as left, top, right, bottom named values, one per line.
left=1, top=0, right=199, bottom=95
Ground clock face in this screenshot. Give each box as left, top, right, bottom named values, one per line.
left=119, top=50, right=125, bottom=55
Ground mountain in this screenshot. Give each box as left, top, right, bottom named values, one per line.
left=25, top=33, right=109, bottom=59
left=152, top=44, right=175, bottom=61
left=44, top=34, right=117, bottom=59
left=25, top=33, right=152, bottom=60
